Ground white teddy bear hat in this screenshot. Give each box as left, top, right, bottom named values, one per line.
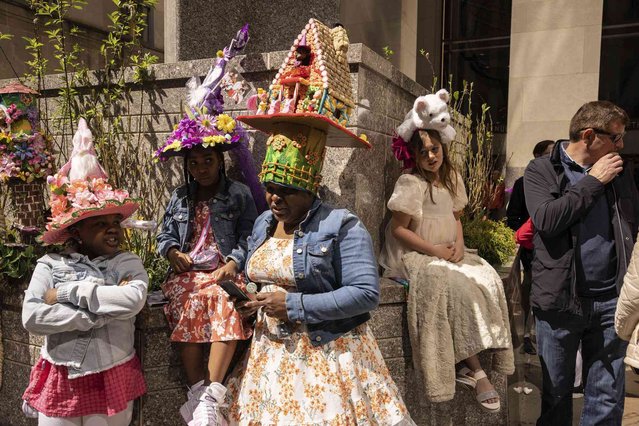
left=396, top=89, right=457, bottom=145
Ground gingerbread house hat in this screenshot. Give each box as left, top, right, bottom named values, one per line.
left=238, top=18, right=369, bottom=193
left=42, top=118, right=139, bottom=244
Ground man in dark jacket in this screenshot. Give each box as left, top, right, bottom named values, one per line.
left=524, top=101, right=639, bottom=425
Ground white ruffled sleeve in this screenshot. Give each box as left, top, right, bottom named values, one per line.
left=452, top=172, right=468, bottom=213
left=387, top=174, right=425, bottom=219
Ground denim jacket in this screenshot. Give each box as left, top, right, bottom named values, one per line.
left=22, top=251, right=148, bottom=378
left=246, top=199, right=380, bottom=346
left=156, top=175, right=258, bottom=270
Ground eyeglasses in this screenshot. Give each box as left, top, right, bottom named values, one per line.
left=581, top=128, right=625, bottom=144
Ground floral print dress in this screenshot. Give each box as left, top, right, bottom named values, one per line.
left=162, top=201, right=252, bottom=343
left=224, top=236, right=414, bottom=425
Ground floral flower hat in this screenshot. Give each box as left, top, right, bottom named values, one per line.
left=151, top=24, right=269, bottom=212
left=153, top=107, right=246, bottom=161
left=42, top=118, right=139, bottom=245
left=153, top=24, right=251, bottom=162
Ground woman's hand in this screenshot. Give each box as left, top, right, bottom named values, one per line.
left=167, top=247, right=193, bottom=274
left=44, top=288, right=58, bottom=305
left=234, top=299, right=260, bottom=319
left=450, top=239, right=465, bottom=263
left=431, top=244, right=455, bottom=261
left=210, top=260, right=238, bottom=282
left=256, top=292, right=289, bottom=321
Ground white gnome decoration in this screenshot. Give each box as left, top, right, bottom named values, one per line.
left=396, top=89, right=457, bottom=145
left=59, top=118, right=108, bottom=181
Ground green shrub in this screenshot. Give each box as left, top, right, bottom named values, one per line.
left=462, top=218, right=516, bottom=266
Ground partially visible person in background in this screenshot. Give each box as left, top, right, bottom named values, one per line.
left=485, top=169, right=506, bottom=221
left=507, top=139, right=555, bottom=355
left=616, top=232, right=639, bottom=375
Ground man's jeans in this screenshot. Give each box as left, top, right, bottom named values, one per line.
left=534, top=295, right=628, bottom=426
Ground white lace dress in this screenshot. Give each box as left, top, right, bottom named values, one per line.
left=379, top=172, right=514, bottom=401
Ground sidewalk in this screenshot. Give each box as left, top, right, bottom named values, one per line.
left=507, top=312, right=639, bottom=424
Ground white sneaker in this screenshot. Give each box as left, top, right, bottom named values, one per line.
left=189, top=382, right=228, bottom=426
left=180, top=380, right=206, bottom=424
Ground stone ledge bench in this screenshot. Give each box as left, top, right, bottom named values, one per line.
left=0, top=277, right=509, bottom=425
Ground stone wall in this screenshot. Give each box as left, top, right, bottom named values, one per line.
left=0, top=44, right=509, bottom=425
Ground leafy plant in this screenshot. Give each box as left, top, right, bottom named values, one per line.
left=382, top=45, right=394, bottom=60
left=0, top=230, right=43, bottom=284
left=0, top=0, right=170, bottom=271
left=123, top=227, right=168, bottom=291
left=462, top=217, right=516, bottom=266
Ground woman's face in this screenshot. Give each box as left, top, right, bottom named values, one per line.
left=265, top=182, right=315, bottom=226
left=70, top=214, right=124, bottom=259
left=187, top=146, right=222, bottom=187
left=416, top=131, right=444, bottom=174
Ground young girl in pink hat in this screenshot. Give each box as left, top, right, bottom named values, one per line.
left=21, top=118, right=148, bottom=425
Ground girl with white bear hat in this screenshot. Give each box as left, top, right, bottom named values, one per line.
left=379, top=90, right=514, bottom=412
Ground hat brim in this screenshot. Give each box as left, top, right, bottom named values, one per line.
left=41, top=201, right=139, bottom=245
left=156, top=141, right=239, bottom=161
left=236, top=113, right=371, bottom=149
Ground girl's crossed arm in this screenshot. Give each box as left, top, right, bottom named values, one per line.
left=23, top=262, right=110, bottom=336
left=54, top=253, right=149, bottom=319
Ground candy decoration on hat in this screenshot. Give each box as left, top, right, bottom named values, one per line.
left=237, top=19, right=369, bottom=194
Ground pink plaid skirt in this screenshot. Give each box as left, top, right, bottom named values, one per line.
left=22, top=356, right=146, bottom=418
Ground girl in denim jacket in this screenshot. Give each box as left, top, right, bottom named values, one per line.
left=21, top=119, right=148, bottom=425
left=153, top=27, right=264, bottom=425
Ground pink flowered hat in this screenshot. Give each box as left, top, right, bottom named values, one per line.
left=41, top=118, right=139, bottom=244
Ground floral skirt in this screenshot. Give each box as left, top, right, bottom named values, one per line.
left=224, top=299, right=414, bottom=425
left=162, top=271, right=253, bottom=343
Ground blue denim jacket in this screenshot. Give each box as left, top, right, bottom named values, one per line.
left=246, top=199, right=380, bottom=346
left=157, top=175, right=258, bottom=269
left=22, top=251, right=148, bottom=378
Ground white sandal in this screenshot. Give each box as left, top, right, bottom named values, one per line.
left=473, top=370, right=500, bottom=413
left=455, top=366, right=477, bottom=388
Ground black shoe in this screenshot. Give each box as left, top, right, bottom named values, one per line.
left=521, top=337, right=537, bottom=355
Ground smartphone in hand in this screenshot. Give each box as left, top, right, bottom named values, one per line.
left=219, top=280, right=251, bottom=302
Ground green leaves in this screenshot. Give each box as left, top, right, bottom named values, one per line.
left=0, top=242, right=40, bottom=281
left=462, top=218, right=516, bottom=267
left=0, top=32, right=13, bottom=41
left=382, top=46, right=394, bottom=60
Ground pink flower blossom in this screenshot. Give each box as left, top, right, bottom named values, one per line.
left=71, top=189, right=98, bottom=208
left=50, top=197, right=68, bottom=216
left=391, top=134, right=416, bottom=170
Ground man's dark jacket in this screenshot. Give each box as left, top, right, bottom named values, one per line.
left=524, top=140, right=639, bottom=313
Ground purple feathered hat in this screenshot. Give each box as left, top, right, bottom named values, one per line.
left=153, top=24, right=267, bottom=212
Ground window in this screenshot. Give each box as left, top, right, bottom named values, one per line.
left=442, top=0, right=512, bottom=132
left=599, top=0, right=639, bottom=129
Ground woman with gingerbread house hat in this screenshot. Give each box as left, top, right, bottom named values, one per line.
left=222, top=19, right=415, bottom=426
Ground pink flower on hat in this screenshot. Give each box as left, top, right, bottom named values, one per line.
left=50, top=197, right=68, bottom=217
left=41, top=118, right=140, bottom=245
left=71, top=189, right=98, bottom=209
left=391, top=134, right=415, bottom=170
